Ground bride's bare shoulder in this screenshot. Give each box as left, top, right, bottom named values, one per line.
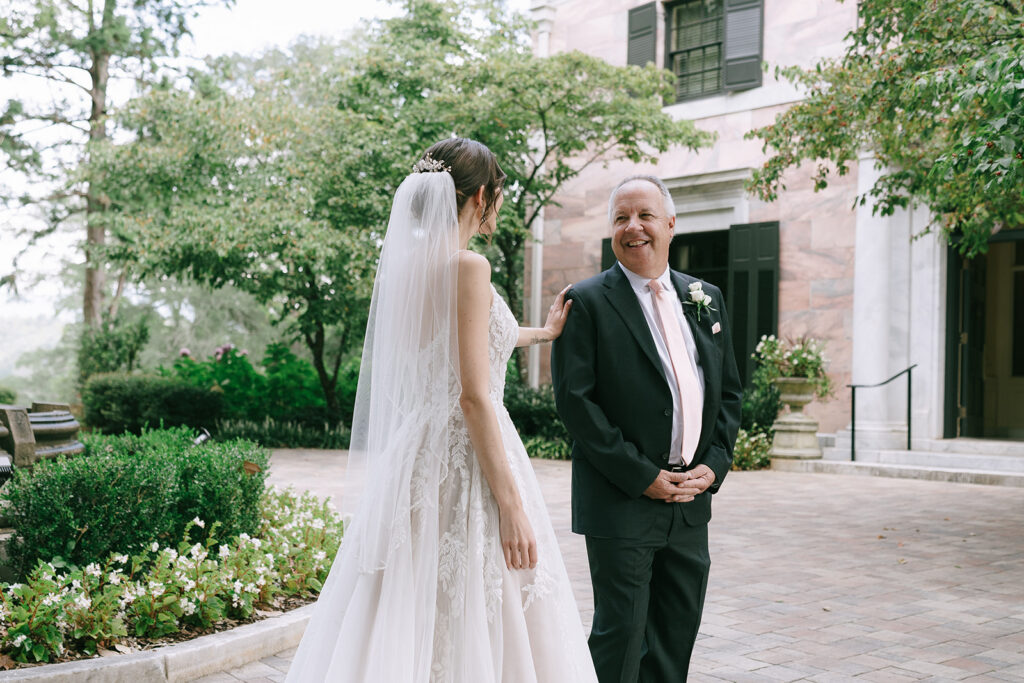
left=455, top=249, right=491, bottom=281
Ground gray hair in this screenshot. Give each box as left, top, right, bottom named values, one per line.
left=607, top=175, right=676, bottom=224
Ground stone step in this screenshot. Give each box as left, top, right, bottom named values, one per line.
left=832, top=436, right=1024, bottom=457
left=772, top=458, right=1024, bottom=487
left=822, top=447, right=1024, bottom=473
left=910, top=438, right=1024, bottom=456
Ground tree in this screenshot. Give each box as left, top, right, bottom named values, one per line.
left=0, top=0, right=233, bottom=325
left=339, top=0, right=713, bottom=377
left=92, top=0, right=714, bottom=413
left=92, top=48, right=383, bottom=420
left=746, top=0, right=1024, bottom=257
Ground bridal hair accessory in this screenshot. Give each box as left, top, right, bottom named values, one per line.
left=412, top=153, right=452, bottom=174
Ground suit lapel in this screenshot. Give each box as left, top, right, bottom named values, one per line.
left=602, top=266, right=667, bottom=383
left=671, top=271, right=722, bottom=452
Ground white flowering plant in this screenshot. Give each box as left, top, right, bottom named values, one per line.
left=751, top=334, right=833, bottom=399
left=0, top=488, right=341, bottom=665
left=730, top=428, right=773, bottom=471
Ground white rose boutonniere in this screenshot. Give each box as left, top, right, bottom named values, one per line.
left=685, top=281, right=717, bottom=322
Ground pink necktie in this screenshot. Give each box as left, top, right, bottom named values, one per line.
left=649, top=279, right=701, bottom=465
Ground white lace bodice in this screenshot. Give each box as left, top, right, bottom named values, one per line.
left=486, top=284, right=519, bottom=402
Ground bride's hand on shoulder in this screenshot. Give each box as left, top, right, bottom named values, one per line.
left=499, top=504, right=538, bottom=570
left=542, top=285, right=573, bottom=341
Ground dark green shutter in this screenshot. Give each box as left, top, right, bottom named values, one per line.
left=728, top=221, right=778, bottom=384
left=627, top=3, right=657, bottom=66
left=723, top=0, right=763, bottom=91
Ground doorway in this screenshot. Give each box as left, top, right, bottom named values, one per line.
left=946, top=239, right=1024, bottom=438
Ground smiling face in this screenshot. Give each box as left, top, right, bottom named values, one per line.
left=609, top=180, right=675, bottom=279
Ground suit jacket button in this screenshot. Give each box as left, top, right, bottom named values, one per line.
left=661, top=453, right=669, bottom=462
left=663, top=409, right=671, bottom=417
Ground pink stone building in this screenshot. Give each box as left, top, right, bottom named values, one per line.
left=525, top=0, right=1024, bottom=458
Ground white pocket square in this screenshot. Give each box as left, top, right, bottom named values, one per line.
left=712, top=322, right=721, bottom=334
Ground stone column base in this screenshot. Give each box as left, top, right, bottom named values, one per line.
left=771, top=413, right=823, bottom=459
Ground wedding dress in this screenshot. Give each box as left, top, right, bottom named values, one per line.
left=285, top=171, right=597, bottom=682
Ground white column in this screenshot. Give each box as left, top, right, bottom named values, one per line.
left=908, top=206, right=949, bottom=441
left=842, top=153, right=913, bottom=451
left=527, top=2, right=556, bottom=388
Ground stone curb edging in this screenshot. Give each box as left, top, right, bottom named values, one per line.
left=0, top=604, right=313, bottom=682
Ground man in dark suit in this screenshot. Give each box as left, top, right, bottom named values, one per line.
left=551, top=175, right=742, bottom=682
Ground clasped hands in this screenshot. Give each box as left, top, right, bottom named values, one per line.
left=643, top=465, right=716, bottom=504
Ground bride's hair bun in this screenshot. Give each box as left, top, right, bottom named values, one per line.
left=420, top=138, right=506, bottom=223
left=412, top=153, right=452, bottom=174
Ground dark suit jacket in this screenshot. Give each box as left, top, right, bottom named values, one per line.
left=551, top=264, right=742, bottom=539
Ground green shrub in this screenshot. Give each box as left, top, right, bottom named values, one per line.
left=82, top=373, right=223, bottom=434
left=171, top=345, right=266, bottom=421
left=741, top=381, right=780, bottom=437
left=0, top=428, right=268, bottom=577
left=731, top=428, right=772, bottom=471
left=77, top=315, right=150, bottom=389
left=170, top=343, right=337, bottom=428
left=213, top=417, right=350, bottom=449
left=335, top=354, right=361, bottom=429
left=523, top=436, right=571, bottom=460
left=504, top=382, right=569, bottom=442
left=0, top=386, right=16, bottom=404
left=261, top=343, right=328, bottom=424
left=0, top=488, right=341, bottom=664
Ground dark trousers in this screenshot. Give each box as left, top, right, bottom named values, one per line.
left=585, top=505, right=710, bottom=683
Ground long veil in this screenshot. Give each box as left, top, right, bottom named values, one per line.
left=285, top=170, right=461, bottom=681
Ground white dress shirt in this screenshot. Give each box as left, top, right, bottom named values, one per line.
left=618, top=263, right=706, bottom=465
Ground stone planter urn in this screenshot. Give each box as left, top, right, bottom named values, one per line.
left=770, top=377, right=823, bottom=459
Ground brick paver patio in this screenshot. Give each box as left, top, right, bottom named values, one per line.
left=199, top=451, right=1024, bottom=682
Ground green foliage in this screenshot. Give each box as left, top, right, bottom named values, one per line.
left=334, top=354, right=361, bottom=429
left=336, top=1, right=713, bottom=378
left=522, top=436, right=571, bottom=461
left=0, top=488, right=341, bottom=663
left=213, top=418, right=350, bottom=450
left=0, top=0, right=236, bottom=325
left=503, top=382, right=569, bottom=442
left=741, top=381, right=781, bottom=437
left=92, top=0, right=713, bottom=391
left=82, top=373, right=223, bottom=434
left=169, top=343, right=334, bottom=426
left=77, top=315, right=150, bottom=389
left=751, top=335, right=833, bottom=399
left=747, top=0, right=1024, bottom=257
left=0, top=386, right=15, bottom=404
left=93, top=68, right=377, bottom=419
left=171, top=346, right=267, bottom=421
left=731, top=428, right=772, bottom=471
left=0, top=428, right=268, bottom=577
left=504, top=382, right=570, bottom=460
left=260, top=342, right=328, bottom=423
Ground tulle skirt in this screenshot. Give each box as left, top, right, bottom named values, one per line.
left=285, top=403, right=597, bottom=682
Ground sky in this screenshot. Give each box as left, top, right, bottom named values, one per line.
left=0, top=0, right=533, bottom=325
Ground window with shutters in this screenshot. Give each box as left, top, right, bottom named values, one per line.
left=627, top=3, right=657, bottom=66
left=666, top=0, right=724, bottom=100
left=663, top=0, right=764, bottom=102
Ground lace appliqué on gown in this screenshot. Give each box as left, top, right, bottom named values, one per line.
left=286, top=284, right=597, bottom=683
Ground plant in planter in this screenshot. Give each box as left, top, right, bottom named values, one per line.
left=751, top=335, right=833, bottom=460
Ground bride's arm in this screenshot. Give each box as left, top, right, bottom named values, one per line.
left=456, top=251, right=537, bottom=571
left=515, top=284, right=573, bottom=348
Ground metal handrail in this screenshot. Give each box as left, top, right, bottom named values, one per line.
left=847, top=364, right=918, bottom=461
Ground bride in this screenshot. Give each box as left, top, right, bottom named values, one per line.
left=285, top=138, right=598, bottom=682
